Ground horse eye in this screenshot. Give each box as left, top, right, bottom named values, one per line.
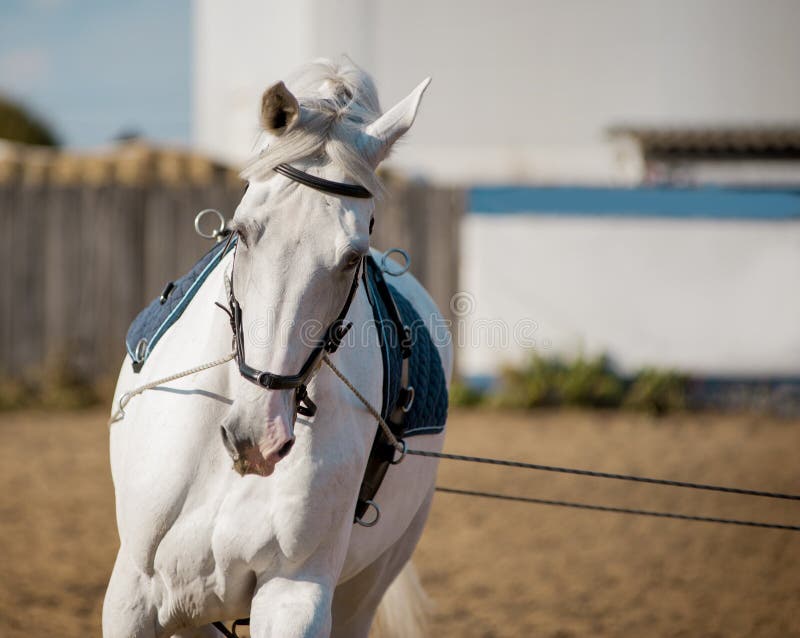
left=341, top=250, right=362, bottom=271
left=236, top=227, right=251, bottom=248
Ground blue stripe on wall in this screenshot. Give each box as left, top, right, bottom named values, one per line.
left=468, top=186, right=800, bottom=220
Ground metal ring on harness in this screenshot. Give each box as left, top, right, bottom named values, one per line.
left=390, top=439, right=407, bottom=465
left=380, top=248, right=411, bottom=276
left=354, top=500, right=381, bottom=527
left=134, top=338, right=148, bottom=361
left=194, top=209, right=227, bottom=241
left=401, top=386, right=415, bottom=413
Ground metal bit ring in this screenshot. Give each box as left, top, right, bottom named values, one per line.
left=380, top=248, right=411, bottom=276
left=194, top=209, right=227, bottom=240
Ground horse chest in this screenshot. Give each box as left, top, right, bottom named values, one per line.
left=209, top=452, right=353, bottom=569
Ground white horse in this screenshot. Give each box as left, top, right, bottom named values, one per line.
left=103, top=59, right=451, bottom=638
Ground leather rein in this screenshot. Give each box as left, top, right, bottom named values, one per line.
left=218, top=163, right=373, bottom=418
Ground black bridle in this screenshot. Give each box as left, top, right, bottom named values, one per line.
left=219, top=163, right=372, bottom=418
left=273, top=163, right=372, bottom=199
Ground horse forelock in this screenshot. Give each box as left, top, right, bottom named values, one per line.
left=241, top=58, right=385, bottom=197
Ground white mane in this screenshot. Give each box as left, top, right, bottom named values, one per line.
left=241, top=58, right=385, bottom=196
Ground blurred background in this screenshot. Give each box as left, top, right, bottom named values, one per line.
left=2, top=0, right=800, bottom=407
left=1, top=1, right=799, bottom=637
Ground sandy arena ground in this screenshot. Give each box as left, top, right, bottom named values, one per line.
left=1, top=408, right=798, bottom=637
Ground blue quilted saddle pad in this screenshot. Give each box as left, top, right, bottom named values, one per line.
left=126, top=238, right=236, bottom=371
left=363, top=261, right=448, bottom=438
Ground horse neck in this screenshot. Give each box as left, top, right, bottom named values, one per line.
left=181, top=253, right=238, bottom=362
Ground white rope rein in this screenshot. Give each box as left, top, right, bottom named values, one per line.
left=108, top=351, right=236, bottom=425
left=322, top=353, right=402, bottom=451
left=108, top=350, right=401, bottom=455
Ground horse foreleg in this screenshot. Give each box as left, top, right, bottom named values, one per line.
left=331, top=490, right=435, bottom=638
left=248, top=574, right=334, bottom=638
left=329, top=550, right=398, bottom=637
left=103, top=551, right=161, bottom=638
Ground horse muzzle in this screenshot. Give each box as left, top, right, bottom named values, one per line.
left=220, top=420, right=295, bottom=477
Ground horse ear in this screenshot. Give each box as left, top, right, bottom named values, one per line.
left=260, top=81, right=300, bottom=136
left=362, top=77, right=431, bottom=166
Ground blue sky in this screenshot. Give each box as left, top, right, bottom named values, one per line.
left=0, top=0, right=190, bottom=147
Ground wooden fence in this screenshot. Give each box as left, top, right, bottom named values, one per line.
left=0, top=142, right=462, bottom=382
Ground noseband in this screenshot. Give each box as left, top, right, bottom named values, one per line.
left=220, top=163, right=372, bottom=418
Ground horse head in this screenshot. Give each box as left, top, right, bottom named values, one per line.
left=220, top=59, right=430, bottom=476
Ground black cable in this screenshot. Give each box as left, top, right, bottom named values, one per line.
left=434, top=487, right=800, bottom=532
left=407, top=449, right=800, bottom=502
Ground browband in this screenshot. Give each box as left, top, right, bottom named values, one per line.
left=274, top=163, right=373, bottom=199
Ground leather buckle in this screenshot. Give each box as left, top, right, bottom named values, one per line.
left=295, top=386, right=317, bottom=417
left=325, top=321, right=353, bottom=354
left=400, top=326, right=413, bottom=359
left=159, top=281, right=175, bottom=304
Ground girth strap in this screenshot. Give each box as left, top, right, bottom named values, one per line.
left=354, top=256, right=413, bottom=523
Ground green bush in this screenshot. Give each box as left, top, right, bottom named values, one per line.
left=448, top=380, right=485, bottom=408
left=36, top=355, right=100, bottom=409
left=490, top=353, right=688, bottom=414
left=559, top=354, right=625, bottom=407
left=493, top=353, right=624, bottom=409
left=0, top=95, right=59, bottom=146
left=0, top=355, right=101, bottom=412
left=493, top=355, right=563, bottom=408
left=624, top=368, right=688, bottom=415
left=0, top=376, right=32, bottom=410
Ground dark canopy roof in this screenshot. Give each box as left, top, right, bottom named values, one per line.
left=609, top=126, right=800, bottom=159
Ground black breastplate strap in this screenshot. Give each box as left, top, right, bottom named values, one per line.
left=354, top=256, right=413, bottom=524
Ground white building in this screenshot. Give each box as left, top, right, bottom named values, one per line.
left=193, top=0, right=800, bottom=184
left=193, top=0, right=800, bottom=379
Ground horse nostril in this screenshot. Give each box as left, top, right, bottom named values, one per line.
left=277, top=438, right=295, bottom=459
left=220, top=425, right=238, bottom=457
